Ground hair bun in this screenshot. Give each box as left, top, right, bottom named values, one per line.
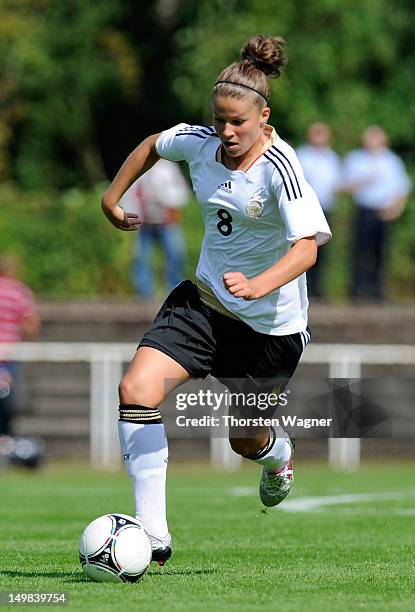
left=241, top=35, right=287, bottom=79
left=241, top=51, right=258, bottom=65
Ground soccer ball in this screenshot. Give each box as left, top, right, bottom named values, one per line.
left=79, top=513, right=152, bottom=583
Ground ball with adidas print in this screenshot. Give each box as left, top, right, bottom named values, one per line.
left=79, top=513, right=152, bottom=583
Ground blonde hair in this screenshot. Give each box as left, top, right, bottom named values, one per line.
left=212, top=35, right=287, bottom=109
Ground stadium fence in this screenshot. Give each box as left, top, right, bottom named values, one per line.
left=1, top=342, right=414, bottom=471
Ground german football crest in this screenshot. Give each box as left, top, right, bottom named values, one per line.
left=245, top=200, right=264, bottom=219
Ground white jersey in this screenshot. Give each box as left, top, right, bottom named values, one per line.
left=156, top=123, right=332, bottom=335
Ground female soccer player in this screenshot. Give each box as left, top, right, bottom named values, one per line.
left=102, top=35, right=331, bottom=565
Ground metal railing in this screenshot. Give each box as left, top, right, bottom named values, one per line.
left=2, top=342, right=414, bottom=470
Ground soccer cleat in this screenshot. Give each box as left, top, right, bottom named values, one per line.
left=259, top=437, right=295, bottom=507
left=147, top=532, right=172, bottom=566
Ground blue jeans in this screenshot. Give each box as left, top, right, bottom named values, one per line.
left=132, top=224, right=187, bottom=298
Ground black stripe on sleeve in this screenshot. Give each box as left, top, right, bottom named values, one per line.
left=198, top=126, right=215, bottom=136
left=178, top=125, right=212, bottom=136
left=264, top=152, right=292, bottom=201
left=176, top=125, right=218, bottom=139
left=267, top=148, right=299, bottom=200
left=184, top=126, right=211, bottom=137
left=271, top=146, right=303, bottom=198
left=207, top=127, right=219, bottom=137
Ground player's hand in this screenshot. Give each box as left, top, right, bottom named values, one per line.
left=223, top=272, right=261, bottom=300
left=103, top=203, right=142, bottom=231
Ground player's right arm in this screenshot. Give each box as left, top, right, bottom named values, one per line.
left=103, top=123, right=205, bottom=229
left=101, top=133, right=161, bottom=231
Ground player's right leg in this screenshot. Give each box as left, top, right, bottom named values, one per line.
left=118, top=346, right=191, bottom=565
left=121, top=279, right=216, bottom=562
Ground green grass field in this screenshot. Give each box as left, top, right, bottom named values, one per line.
left=1, top=461, right=414, bottom=611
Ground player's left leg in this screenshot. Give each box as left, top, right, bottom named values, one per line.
left=229, top=403, right=295, bottom=508
left=220, top=325, right=307, bottom=507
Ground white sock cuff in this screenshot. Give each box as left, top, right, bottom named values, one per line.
left=252, top=436, right=291, bottom=472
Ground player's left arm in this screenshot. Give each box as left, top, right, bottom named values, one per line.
left=225, top=143, right=331, bottom=300
left=224, top=236, right=317, bottom=300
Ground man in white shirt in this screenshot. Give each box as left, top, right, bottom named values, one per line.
left=121, top=160, right=191, bottom=299
left=297, top=123, right=342, bottom=298
left=343, top=126, right=412, bottom=301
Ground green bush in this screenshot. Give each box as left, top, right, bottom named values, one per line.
left=1, top=179, right=414, bottom=300
left=0, top=184, right=133, bottom=297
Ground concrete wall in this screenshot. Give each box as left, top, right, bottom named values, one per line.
left=10, top=301, right=415, bottom=461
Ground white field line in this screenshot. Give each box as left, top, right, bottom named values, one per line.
left=229, top=488, right=415, bottom=513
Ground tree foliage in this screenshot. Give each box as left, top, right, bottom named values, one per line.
left=0, top=0, right=140, bottom=188
left=2, top=0, right=414, bottom=188
left=171, top=0, right=415, bottom=156
left=1, top=0, right=414, bottom=298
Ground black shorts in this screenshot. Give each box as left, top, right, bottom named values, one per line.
left=139, top=280, right=307, bottom=395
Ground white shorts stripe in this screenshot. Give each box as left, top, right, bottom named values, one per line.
left=299, top=332, right=306, bottom=350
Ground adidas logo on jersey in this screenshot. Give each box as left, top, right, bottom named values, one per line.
left=218, top=180, right=232, bottom=193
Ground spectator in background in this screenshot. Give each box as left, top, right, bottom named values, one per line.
left=121, top=159, right=191, bottom=300
left=297, top=123, right=342, bottom=298
left=0, top=254, right=40, bottom=435
left=343, top=126, right=412, bottom=301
